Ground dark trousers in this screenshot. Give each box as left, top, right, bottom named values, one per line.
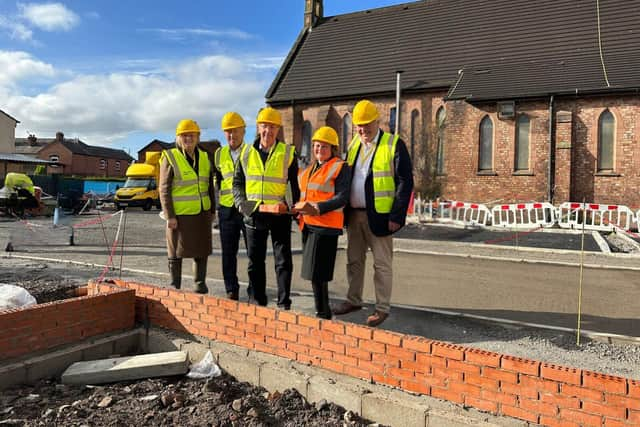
left=218, top=207, right=247, bottom=295
left=245, top=214, right=293, bottom=308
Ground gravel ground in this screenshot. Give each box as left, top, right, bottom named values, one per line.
left=0, top=374, right=379, bottom=427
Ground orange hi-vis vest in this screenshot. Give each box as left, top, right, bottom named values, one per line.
left=297, top=156, right=345, bottom=230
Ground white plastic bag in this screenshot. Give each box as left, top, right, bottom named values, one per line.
left=0, top=284, right=37, bottom=311
left=186, top=350, right=221, bottom=379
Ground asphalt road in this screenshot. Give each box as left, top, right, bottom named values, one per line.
left=2, top=210, right=639, bottom=337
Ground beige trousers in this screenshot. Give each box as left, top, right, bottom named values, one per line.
left=346, top=210, right=393, bottom=313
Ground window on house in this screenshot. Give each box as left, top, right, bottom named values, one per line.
left=598, top=110, right=614, bottom=171
left=301, top=121, right=312, bottom=163
left=436, top=107, right=446, bottom=175
left=478, top=116, right=494, bottom=171
left=342, top=113, right=352, bottom=156
left=389, top=107, right=397, bottom=133
left=515, top=114, right=530, bottom=171
left=410, top=109, right=419, bottom=160
left=100, top=159, right=107, bottom=169
left=115, top=161, right=121, bottom=171
left=49, top=154, right=59, bottom=162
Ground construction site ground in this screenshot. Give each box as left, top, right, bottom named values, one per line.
left=1, top=209, right=639, bottom=384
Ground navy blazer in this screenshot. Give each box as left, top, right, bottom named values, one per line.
left=347, top=131, right=414, bottom=236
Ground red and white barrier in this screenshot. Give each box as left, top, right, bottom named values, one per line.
left=557, top=202, right=634, bottom=232
left=491, top=202, right=556, bottom=229
left=445, top=200, right=492, bottom=226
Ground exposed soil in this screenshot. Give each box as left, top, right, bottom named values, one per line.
left=0, top=373, right=379, bottom=427
left=0, top=263, right=79, bottom=304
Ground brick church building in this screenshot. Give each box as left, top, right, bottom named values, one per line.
left=266, top=0, right=640, bottom=207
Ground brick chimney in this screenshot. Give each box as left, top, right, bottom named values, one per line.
left=304, top=0, right=323, bottom=29
left=55, top=131, right=64, bottom=143
left=27, top=134, right=37, bottom=146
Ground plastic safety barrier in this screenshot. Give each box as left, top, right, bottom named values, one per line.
left=557, top=202, right=634, bottom=232
left=445, top=201, right=492, bottom=226
left=491, top=202, right=556, bottom=229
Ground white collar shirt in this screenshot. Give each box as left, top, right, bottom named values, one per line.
left=349, top=130, right=381, bottom=209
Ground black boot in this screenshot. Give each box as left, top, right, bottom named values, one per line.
left=168, top=258, right=182, bottom=289
left=312, top=281, right=332, bottom=320
left=193, top=257, right=209, bottom=294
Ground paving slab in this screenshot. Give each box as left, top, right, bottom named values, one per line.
left=61, top=351, right=188, bottom=385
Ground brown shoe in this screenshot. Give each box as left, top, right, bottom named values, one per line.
left=366, top=311, right=389, bottom=327
left=332, top=302, right=362, bottom=315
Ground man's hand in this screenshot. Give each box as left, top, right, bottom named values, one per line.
left=388, top=220, right=401, bottom=233
left=167, top=218, right=178, bottom=229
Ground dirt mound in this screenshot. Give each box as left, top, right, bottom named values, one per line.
left=0, top=263, right=79, bottom=304
left=1, top=373, right=381, bottom=426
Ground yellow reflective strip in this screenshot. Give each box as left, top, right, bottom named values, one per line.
left=174, top=179, right=199, bottom=186
left=173, top=195, right=201, bottom=202
left=373, top=171, right=393, bottom=178
left=261, top=176, right=287, bottom=184
left=246, top=174, right=265, bottom=180
left=222, top=172, right=234, bottom=179
left=374, top=191, right=395, bottom=198
left=219, top=189, right=232, bottom=196
left=164, top=149, right=183, bottom=180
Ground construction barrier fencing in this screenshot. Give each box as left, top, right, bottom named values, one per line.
left=491, top=202, right=556, bottom=229
left=557, top=202, right=634, bottom=232
left=447, top=200, right=493, bottom=226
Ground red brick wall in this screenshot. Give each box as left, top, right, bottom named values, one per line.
left=111, top=280, right=640, bottom=427
left=0, top=287, right=135, bottom=360
left=37, top=141, right=129, bottom=177
left=275, top=94, right=640, bottom=207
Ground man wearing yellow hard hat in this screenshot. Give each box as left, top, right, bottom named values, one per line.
left=333, top=100, right=414, bottom=327
left=213, top=112, right=248, bottom=301
left=232, top=107, right=300, bottom=309
left=159, top=119, right=216, bottom=294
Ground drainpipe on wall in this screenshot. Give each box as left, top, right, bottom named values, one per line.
left=547, top=95, right=556, bottom=203
left=395, top=71, right=403, bottom=135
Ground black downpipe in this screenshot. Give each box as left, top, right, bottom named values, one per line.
left=547, top=95, right=556, bottom=203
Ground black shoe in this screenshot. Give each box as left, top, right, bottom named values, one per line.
left=227, top=292, right=239, bottom=301
left=277, top=304, right=291, bottom=311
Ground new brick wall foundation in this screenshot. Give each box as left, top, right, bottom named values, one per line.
left=102, top=280, right=640, bottom=426
left=0, top=286, right=135, bottom=360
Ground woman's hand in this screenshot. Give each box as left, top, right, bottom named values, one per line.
left=167, top=218, right=178, bottom=229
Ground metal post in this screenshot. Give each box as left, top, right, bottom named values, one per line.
left=395, top=71, right=403, bottom=135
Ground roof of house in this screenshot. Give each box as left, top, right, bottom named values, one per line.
left=16, top=137, right=134, bottom=161
left=0, top=110, right=19, bottom=123
left=137, top=139, right=173, bottom=154
left=0, top=153, right=54, bottom=164
left=267, top=0, right=640, bottom=103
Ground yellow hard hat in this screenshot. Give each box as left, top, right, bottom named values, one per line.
left=221, top=112, right=246, bottom=131
left=176, top=119, right=200, bottom=136
left=312, top=126, right=339, bottom=147
left=256, top=107, right=282, bottom=126
left=352, top=100, right=379, bottom=125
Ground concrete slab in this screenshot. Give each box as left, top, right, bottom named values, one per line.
left=0, top=362, right=27, bottom=390
left=61, top=351, right=188, bottom=385
left=362, top=392, right=429, bottom=427
left=217, top=350, right=260, bottom=384
left=307, top=375, right=362, bottom=415
left=26, top=348, right=84, bottom=384
left=260, top=363, right=309, bottom=397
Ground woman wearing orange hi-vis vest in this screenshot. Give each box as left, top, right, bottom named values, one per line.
left=293, top=126, right=351, bottom=319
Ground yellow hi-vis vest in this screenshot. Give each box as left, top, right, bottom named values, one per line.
left=240, top=141, right=294, bottom=208
left=214, top=143, right=246, bottom=207
left=347, top=132, right=398, bottom=214
left=162, top=147, right=211, bottom=215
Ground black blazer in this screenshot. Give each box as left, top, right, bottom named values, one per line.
left=347, top=131, right=414, bottom=236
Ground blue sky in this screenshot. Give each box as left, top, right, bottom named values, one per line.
left=0, top=0, right=408, bottom=155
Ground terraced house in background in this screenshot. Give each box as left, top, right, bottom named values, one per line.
left=268, top=0, right=640, bottom=207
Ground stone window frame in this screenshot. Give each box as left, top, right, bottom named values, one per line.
left=49, top=154, right=60, bottom=168
left=478, top=115, right=495, bottom=174
left=410, top=109, right=420, bottom=161
left=300, top=120, right=312, bottom=166
left=342, top=112, right=352, bottom=157
left=435, top=106, right=446, bottom=176
left=115, top=161, right=121, bottom=172
left=596, top=109, right=615, bottom=173
left=514, top=114, right=531, bottom=173
left=99, top=159, right=107, bottom=170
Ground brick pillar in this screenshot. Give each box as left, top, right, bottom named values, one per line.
left=554, top=111, right=573, bottom=203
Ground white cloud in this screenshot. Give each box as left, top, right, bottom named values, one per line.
left=0, top=50, right=56, bottom=88
left=19, top=2, right=79, bottom=31
left=6, top=52, right=280, bottom=144
left=142, top=28, right=253, bottom=41
left=0, top=15, right=33, bottom=41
